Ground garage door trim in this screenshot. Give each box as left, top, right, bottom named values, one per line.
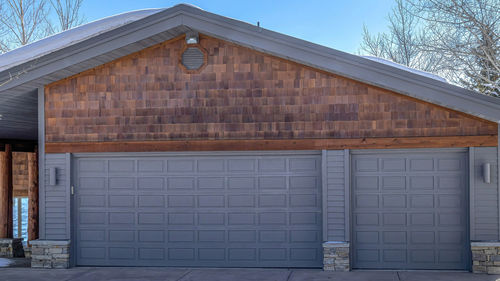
left=349, top=148, right=470, bottom=270
left=71, top=151, right=323, bottom=267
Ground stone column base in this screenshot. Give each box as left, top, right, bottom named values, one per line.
left=0, top=238, right=25, bottom=258
left=323, top=242, right=350, bottom=271
left=30, top=240, right=70, bottom=269
left=471, top=242, right=500, bottom=274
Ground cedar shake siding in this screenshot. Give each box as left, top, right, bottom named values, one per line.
left=44, top=35, right=497, bottom=143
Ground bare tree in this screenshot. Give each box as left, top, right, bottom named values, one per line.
left=0, top=0, right=85, bottom=54
left=359, top=0, right=443, bottom=73
left=407, top=0, right=499, bottom=96
left=50, top=0, right=84, bottom=31
left=0, top=0, right=51, bottom=52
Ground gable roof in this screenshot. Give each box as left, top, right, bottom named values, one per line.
left=0, top=4, right=499, bottom=140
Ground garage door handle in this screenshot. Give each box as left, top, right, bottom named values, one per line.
left=71, top=185, right=74, bottom=195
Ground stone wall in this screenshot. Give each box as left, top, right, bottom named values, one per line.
left=0, top=238, right=24, bottom=258
left=30, top=240, right=70, bottom=269
left=323, top=242, right=350, bottom=271
left=471, top=242, right=500, bottom=274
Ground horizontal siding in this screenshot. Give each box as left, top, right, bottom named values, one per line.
left=325, top=150, right=346, bottom=242
left=43, top=153, right=69, bottom=240
left=472, top=147, right=499, bottom=241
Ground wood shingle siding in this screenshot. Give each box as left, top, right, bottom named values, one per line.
left=45, top=35, right=497, bottom=145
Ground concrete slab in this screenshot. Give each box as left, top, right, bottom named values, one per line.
left=0, top=258, right=31, bottom=268
left=398, top=271, right=500, bottom=281
left=70, top=267, right=190, bottom=281
left=290, top=269, right=399, bottom=281
left=179, top=268, right=291, bottom=281
left=0, top=267, right=499, bottom=281
left=1, top=268, right=90, bottom=281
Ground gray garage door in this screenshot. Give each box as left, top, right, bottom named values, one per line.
left=351, top=150, right=469, bottom=270
left=74, top=153, right=322, bottom=267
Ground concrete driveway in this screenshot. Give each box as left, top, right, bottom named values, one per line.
left=1, top=267, right=500, bottom=281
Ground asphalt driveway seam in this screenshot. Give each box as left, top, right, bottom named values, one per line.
left=286, top=269, right=293, bottom=281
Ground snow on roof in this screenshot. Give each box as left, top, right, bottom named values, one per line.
left=362, top=56, right=448, bottom=83
left=0, top=8, right=164, bottom=72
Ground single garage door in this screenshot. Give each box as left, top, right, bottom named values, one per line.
left=351, top=150, right=469, bottom=270
left=74, top=152, right=322, bottom=267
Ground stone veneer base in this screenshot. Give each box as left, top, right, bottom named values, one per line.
left=0, top=238, right=24, bottom=258
left=471, top=242, right=500, bottom=274
left=30, top=240, right=70, bottom=269
left=323, top=242, right=350, bottom=271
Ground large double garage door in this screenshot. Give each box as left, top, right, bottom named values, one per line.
left=351, top=150, right=469, bottom=270
left=74, top=153, right=323, bottom=267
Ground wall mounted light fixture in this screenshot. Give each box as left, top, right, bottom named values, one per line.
left=483, top=162, right=491, bottom=184
left=185, top=32, right=199, bottom=44
left=49, top=167, right=57, bottom=185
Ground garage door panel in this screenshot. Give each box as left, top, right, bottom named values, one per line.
left=355, top=176, right=379, bottom=190
left=382, top=176, right=405, bottom=190
left=228, top=159, right=255, bottom=172
left=139, top=195, right=164, bottom=207
left=438, top=176, right=463, bottom=190
left=409, top=158, right=434, bottom=171
left=383, top=213, right=406, bottom=226
left=167, top=159, right=195, bottom=172
left=109, top=195, right=134, bottom=207
left=383, top=231, right=406, bottom=244
left=138, top=160, right=164, bottom=172
left=409, top=176, right=434, bottom=191
left=168, top=195, right=194, bottom=207
left=75, top=154, right=322, bottom=267
left=109, top=212, right=135, bottom=225
left=352, top=151, right=468, bottom=270
left=79, top=177, right=106, bottom=190
left=109, top=177, right=134, bottom=190
left=109, top=230, right=134, bottom=242
left=355, top=194, right=379, bottom=208
left=382, top=195, right=406, bottom=208
left=355, top=213, right=379, bottom=226
left=410, top=195, right=434, bottom=208
left=258, top=158, right=286, bottom=172
left=109, top=160, right=135, bottom=172
left=139, top=248, right=165, bottom=260
left=355, top=158, right=378, bottom=172
left=437, top=158, right=463, bottom=171
left=381, top=159, right=405, bottom=172
left=79, top=160, right=106, bottom=172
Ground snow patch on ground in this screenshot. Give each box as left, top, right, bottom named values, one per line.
left=0, top=258, right=13, bottom=267
left=362, top=56, right=448, bottom=83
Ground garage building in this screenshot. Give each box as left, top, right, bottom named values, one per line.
left=0, top=4, right=499, bottom=273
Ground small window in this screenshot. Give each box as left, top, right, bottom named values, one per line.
left=181, top=47, right=205, bottom=71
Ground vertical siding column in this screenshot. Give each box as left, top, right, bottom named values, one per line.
left=28, top=150, right=39, bottom=243
left=322, top=150, right=328, bottom=241
left=0, top=144, right=13, bottom=238
left=38, top=87, right=45, bottom=239
left=323, top=149, right=350, bottom=271
left=469, top=147, right=475, bottom=240
left=344, top=149, right=350, bottom=242
left=498, top=123, right=500, bottom=241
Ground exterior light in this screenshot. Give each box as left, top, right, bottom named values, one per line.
left=483, top=163, right=491, bottom=184
left=185, top=32, right=199, bottom=44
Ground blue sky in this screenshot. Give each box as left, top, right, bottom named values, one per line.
left=80, top=0, right=395, bottom=54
